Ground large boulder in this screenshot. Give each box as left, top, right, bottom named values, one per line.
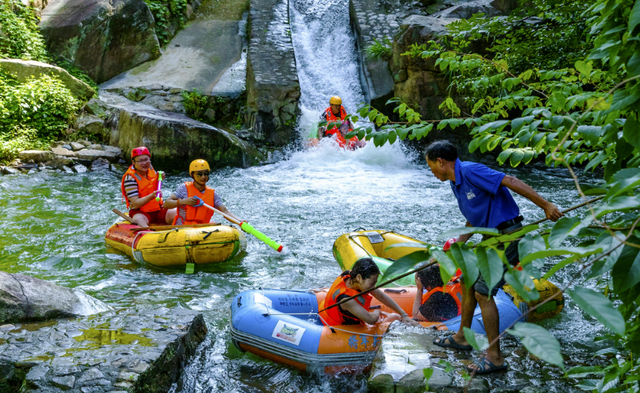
left=39, top=0, right=161, bottom=84
left=0, top=271, right=109, bottom=324
left=0, top=59, right=95, bottom=100
left=431, top=0, right=503, bottom=19
left=103, top=92, right=262, bottom=168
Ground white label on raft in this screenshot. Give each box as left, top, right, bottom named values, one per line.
left=254, top=293, right=272, bottom=307
left=271, top=320, right=305, bottom=346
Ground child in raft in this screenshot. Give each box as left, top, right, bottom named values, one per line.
left=319, top=258, right=419, bottom=326
left=412, top=264, right=462, bottom=322
left=163, top=159, right=242, bottom=225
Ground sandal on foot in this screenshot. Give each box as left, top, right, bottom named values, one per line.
left=468, top=357, right=508, bottom=374
left=433, top=336, right=473, bottom=350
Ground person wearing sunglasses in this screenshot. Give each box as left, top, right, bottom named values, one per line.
left=121, top=146, right=177, bottom=226
left=164, top=159, right=242, bottom=225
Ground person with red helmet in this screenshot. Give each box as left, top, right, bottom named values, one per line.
left=121, top=147, right=176, bottom=226
left=163, top=159, right=242, bottom=225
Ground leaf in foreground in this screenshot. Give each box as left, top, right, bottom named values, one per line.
left=508, top=322, right=564, bottom=371
left=568, top=286, right=625, bottom=336
left=463, top=327, right=489, bottom=351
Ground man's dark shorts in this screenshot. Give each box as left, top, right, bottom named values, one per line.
left=128, top=208, right=168, bottom=225
left=473, top=240, right=519, bottom=296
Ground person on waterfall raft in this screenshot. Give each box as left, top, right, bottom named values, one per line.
left=412, top=263, right=461, bottom=322
left=121, top=146, right=176, bottom=227
left=163, top=159, right=242, bottom=225
left=317, top=96, right=365, bottom=149
left=319, top=257, right=419, bottom=327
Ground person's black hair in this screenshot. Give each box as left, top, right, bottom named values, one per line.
left=342, top=257, right=380, bottom=280
left=419, top=292, right=458, bottom=321
left=417, top=264, right=444, bottom=291
left=426, top=140, right=458, bottom=162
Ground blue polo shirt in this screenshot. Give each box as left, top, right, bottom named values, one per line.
left=450, top=159, right=520, bottom=228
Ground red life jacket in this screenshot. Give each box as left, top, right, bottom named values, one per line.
left=121, top=166, right=162, bottom=213
left=319, top=274, right=373, bottom=326
left=173, top=182, right=215, bottom=225
left=323, top=106, right=358, bottom=149
left=422, top=283, right=463, bottom=315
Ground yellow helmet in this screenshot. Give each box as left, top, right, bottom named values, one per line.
left=329, top=96, right=342, bottom=105
left=189, top=159, right=210, bottom=173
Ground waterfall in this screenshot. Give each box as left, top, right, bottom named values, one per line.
left=289, top=0, right=367, bottom=140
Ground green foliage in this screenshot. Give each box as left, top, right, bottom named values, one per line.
left=144, top=0, right=189, bottom=46
left=126, top=88, right=149, bottom=102
left=182, top=89, right=209, bottom=121
left=0, top=72, right=80, bottom=140
left=364, top=37, right=392, bottom=60
left=54, top=59, right=99, bottom=91
left=0, top=0, right=48, bottom=61
left=0, top=126, right=48, bottom=163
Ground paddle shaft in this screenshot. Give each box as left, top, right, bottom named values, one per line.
left=201, top=202, right=241, bottom=225
left=322, top=195, right=606, bottom=313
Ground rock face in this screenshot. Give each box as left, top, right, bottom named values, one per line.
left=0, top=307, right=207, bottom=393
left=103, top=92, right=262, bottom=168
left=39, top=0, right=161, bottom=84
left=0, top=271, right=108, bottom=324
left=246, top=0, right=301, bottom=146
left=0, top=59, right=95, bottom=100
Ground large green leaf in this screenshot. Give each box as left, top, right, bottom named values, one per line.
left=475, top=246, right=505, bottom=297
left=630, top=0, right=640, bottom=35
left=463, top=327, right=489, bottom=351
left=431, top=249, right=457, bottom=284
left=438, top=227, right=499, bottom=240
left=623, top=117, right=640, bottom=149
left=544, top=254, right=582, bottom=279
left=587, top=232, right=625, bottom=279
left=548, top=217, right=581, bottom=247
left=508, top=323, right=564, bottom=370
left=592, top=195, right=640, bottom=218
left=518, top=233, right=547, bottom=258
left=381, top=250, right=432, bottom=281
left=568, top=286, right=625, bottom=336
left=519, top=244, right=603, bottom=266
left=606, top=168, right=640, bottom=200
left=577, top=125, right=603, bottom=146
left=504, top=268, right=539, bottom=302
left=449, top=243, right=479, bottom=289
left=612, top=238, right=640, bottom=293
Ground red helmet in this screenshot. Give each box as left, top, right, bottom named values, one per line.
left=131, top=146, right=150, bottom=159
left=443, top=238, right=457, bottom=251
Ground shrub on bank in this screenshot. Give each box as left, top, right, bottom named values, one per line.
left=0, top=71, right=81, bottom=141
left=0, top=126, right=48, bottom=163
left=144, top=0, right=189, bottom=46
left=0, top=0, right=48, bottom=62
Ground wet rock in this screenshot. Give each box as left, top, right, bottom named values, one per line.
left=369, top=373, right=395, bottom=393
left=18, top=150, right=54, bottom=163
left=84, top=98, right=112, bottom=119
left=431, top=0, right=502, bottom=19
left=73, top=164, right=88, bottom=173
left=87, top=144, right=104, bottom=150
left=62, top=166, right=74, bottom=174
left=75, top=116, right=106, bottom=137
left=397, top=369, right=426, bottom=393
left=62, top=144, right=73, bottom=150
left=103, top=146, right=122, bottom=156
left=52, top=147, right=78, bottom=157
left=70, top=142, right=85, bottom=151
left=2, top=167, right=19, bottom=175
left=79, top=140, right=91, bottom=147
left=91, top=158, right=111, bottom=171
left=0, top=59, right=95, bottom=100
left=246, top=0, right=300, bottom=145
left=76, top=150, right=118, bottom=162
left=0, top=272, right=105, bottom=324
left=52, top=375, right=76, bottom=390
left=40, top=0, right=161, bottom=84
left=50, top=156, right=76, bottom=169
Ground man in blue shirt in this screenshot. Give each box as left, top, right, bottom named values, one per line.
left=426, top=140, right=563, bottom=374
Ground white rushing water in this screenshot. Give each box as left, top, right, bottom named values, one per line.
left=290, top=0, right=367, bottom=139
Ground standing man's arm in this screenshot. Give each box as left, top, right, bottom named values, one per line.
left=501, top=175, right=563, bottom=221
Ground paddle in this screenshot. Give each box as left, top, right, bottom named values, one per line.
left=155, top=171, right=164, bottom=202
left=320, top=196, right=605, bottom=314
left=200, top=202, right=283, bottom=252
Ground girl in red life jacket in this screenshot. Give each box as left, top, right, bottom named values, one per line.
left=319, top=258, right=419, bottom=326
left=412, top=264, right=462, bottom=322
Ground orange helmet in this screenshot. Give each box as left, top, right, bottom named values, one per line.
left=131, top=146, right=150, bottom=159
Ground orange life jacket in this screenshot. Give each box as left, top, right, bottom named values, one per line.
left=319, top=274, right=373, bottom=326
left=172, top=182, right=215, bottom=225
left=323, top=106, right=358, bottom=149
left=121, top=166, right=162, bottom=213
left=422, top=283, right=463, bottom=315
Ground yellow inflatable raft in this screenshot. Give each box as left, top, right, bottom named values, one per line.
left=333, top=229, right=563, bottom=323
left=105, top=222, right=246, bottom=267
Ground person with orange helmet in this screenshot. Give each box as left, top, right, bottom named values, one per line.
left=121, top=147, right=176, bottom=226
left=163, top=159, right=242, bottom=225
left=317, top=96, right=364, bottom=149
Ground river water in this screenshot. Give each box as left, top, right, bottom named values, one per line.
left=0, top=142, right=605, bottom=392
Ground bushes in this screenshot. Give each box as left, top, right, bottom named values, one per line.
left=0, top=0, right=48, bottom=61
left=144, top=0, right=189, bottom=46
left=365, top=37, right=392, bottom=60
left=0, top=126, right=48, bottom=163
left=0, top=72, right=81, bottom=140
